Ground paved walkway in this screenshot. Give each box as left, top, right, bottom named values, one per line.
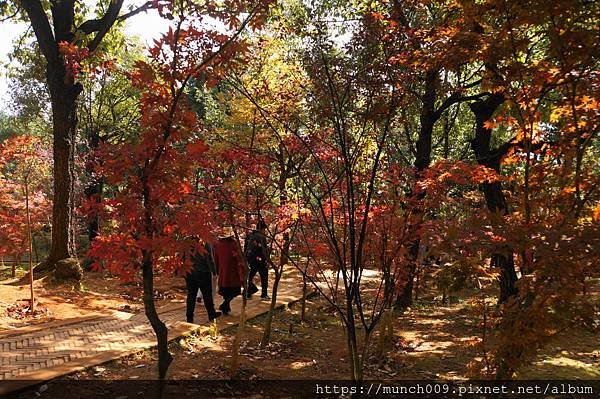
left=0, top=273, right=306, bottom=395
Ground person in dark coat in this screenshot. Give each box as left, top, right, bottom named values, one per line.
left=213, top=227, right=246, bottom=315
left=185, top=242, right=221, bottom=323
left=245, top=220, right=271, bottom=300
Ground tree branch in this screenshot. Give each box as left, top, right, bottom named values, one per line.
left=1, top=5, right=21, bottom=22
left=86, top=0, right=125, bottom=52
left=18, top=0, right=57, bottom=62
left=117, top=1, right=153, bottom=22
left=434, top=92, right=489, bottom=120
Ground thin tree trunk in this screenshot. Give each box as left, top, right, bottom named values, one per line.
left=141, top=180, right=172, bottom=381
left=260, top=153, right=292, bottom=342
left=347, top=324, right=362, bottom=382
left=278, top=151, right=291, bottom=266
left=376, top=307, right=394, bottom=361
left=301, top=269, right=308, bottom=323
left=280, top=232, right=290, bottom=267
left=141, top=252, right=172, bottom=380
left=228, top=286, right=248, bottom=378
left=261, top=262, right=283, bottom=347
left=25, top=177, right=35, bottom=311
left=414, top=265, right=421, bottom=301
left=344, top=299, right=365, bottom=383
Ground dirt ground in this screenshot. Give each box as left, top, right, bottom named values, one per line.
left=1, top=266, right=598, bottom=393
left=56, top=292, right=596, bottom=382
left=0, top=266, right=187, bottom=331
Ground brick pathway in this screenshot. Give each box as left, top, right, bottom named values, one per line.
left=0, top=274, right=305, bottom=395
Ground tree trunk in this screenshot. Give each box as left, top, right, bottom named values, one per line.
left=495, top=360, right=514, bottom=380
left=395, top=263, right=415, bottom=309
left=469, top=95, right=518, bottom=303
left=344, top=303, right=367, bottom=383
left=141, top=178, right=172, bottom=381
left=44, top=63, right=83, bottom=276
left=396, top=69, right=438, bottom=310
left=414, top=264, right=421, bottom=301
left=142, top=252, right=172, bottom=380
left=280, top=231, right=290, bottom=267
left=84, top=129, right=103, bottom=246
left=260, top=153, right=291, bottom=341
left=86, top=180, right=103, bottom=242
left=261, top=264, right=282, bottom=347
left=25, top=177, right=35, bottom=311
left=300, top=269, right=308, bottom=323
left=494, top=254, right=518, bottom=303
left=278, top=152, right=291, bottom=266
left=20, top=0, right=124, bottom=279
left=376, top=307, right=394, bottom=361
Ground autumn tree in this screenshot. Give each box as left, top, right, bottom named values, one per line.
left=414, top=0, right=600, bottom=378
left=78, top=31, right=142, bottom=248
left=222, top=28, right=313, bottom=345
left=227, top=2, right=422, bottom=379
left=0, top=134, right=52, bottom=303
left=1, top=0, right=155, bottom=277
left=88, top=0, right=271, bottom=380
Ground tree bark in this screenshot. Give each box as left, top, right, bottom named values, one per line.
left=47, top=80, right=81, bottom=263
left=25, top=176, right=35, bottom=311
left=468, top=94, right=518, bottom=303
left=260, top=262, right=283, bottom=347
left=396, top=68, right=438, bottom=309
left=261, top=153, right=291, bottom=345
left=300, top=270, right=308, bottom=322
left=345, top=302, right=362, bottom=382
left=141, top=178, right=172, bottom=380
left=142, top=252, right=172, bottom=380
left=278, top=145, right=292, bottom=267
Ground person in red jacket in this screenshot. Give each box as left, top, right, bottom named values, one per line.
left=213, top=226, right=246, bottom=315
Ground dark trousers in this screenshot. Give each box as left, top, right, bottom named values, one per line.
left=248, top=260, right=268, bottom=297
left=186, top=272, right=216, bottom=322
left=219, top=287, right=242, bottom=313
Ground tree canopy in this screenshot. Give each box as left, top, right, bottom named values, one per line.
left=0, top=0, right=598, bottom=384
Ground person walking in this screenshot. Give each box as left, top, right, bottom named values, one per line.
left=213, top=226, right=246, bottom=315
left=245, top=220, right=270, bottom=300
left=185, top=242, right=221, bottom=323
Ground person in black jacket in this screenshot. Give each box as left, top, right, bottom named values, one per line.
left=245, top=221, right=271, bottom=300
left=185, top=242, right=221, bottom=323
